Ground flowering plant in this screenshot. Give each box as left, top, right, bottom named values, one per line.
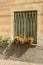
left=28, top=37, right=34, bottom=45
left=2, top=37, right=11, bottom=43
left=14, top=36, right=34, bottom=44
left=14, top=36, right=24, bottom=44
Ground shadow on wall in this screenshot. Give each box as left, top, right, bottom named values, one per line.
left=2, top=42, right=36, bottom=59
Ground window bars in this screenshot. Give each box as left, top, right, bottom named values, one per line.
left=14, top=11, right=37, bottom=43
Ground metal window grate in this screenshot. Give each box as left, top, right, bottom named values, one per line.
left=14, top=11, right=37, bottom=43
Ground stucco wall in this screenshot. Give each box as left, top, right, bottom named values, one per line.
left=0, top=0, right=43, bottom=45
left=0, top=6, right=11, bottom=37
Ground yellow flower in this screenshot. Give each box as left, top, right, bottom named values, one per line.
left=18, top=37, right=24, bottom=42
left=31, top=37, right=34, bottom=40
left=30, top=37, right=34, bottom=42
left=14, top=36, right=19, bottom=40
left=14, top=36, right=24, bottom=43
left=14, top=36, right=19, bottom=39
left=28, top=37, right=34, bottom=42
left=28, top=37, right=30, bottom=40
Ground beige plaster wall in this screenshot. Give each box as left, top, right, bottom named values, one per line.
left=0, top=0, right=43, bottom=45
left=10, top=2, right=43, bottom=45
left=0, top=8, right=11, bottom=37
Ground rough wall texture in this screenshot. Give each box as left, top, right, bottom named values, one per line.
left=0, top=0, right=43, bottom=45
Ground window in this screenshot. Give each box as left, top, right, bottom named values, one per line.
left=14, top=10, right=37, bottom=43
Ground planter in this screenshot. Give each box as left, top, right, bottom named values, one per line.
left=14, top=36, right=34, bottom=45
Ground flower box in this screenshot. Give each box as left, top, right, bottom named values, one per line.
left=14, top=36, right=34, bottom=45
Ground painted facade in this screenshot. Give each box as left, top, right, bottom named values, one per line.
left=0, top=0, right=43, bottom=45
